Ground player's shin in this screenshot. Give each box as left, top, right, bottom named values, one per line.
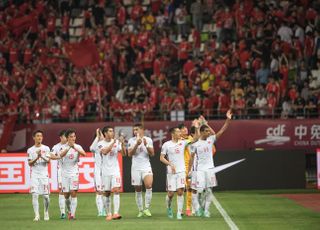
left=177, top=195, right=184, bottom=215
left=204, top=189, right=213, bottom=213
left=192, top=192, right=200, bottom=213
left=113, top=193, right=120, bottom=214
left=145, top=188, right=152, bottom=209
left=43, top=194, right=50, bottom=212
left=105, top=196, right=111, bottom=215
left=96, top=194, right=103, bottom=214
left=70, top=197, right=77, bottom=217
left=135, top=191, right=143, bottom=211
left=32, top=194, right=40, bottom=217
left=166, top=194, right=173, bottom=208
left=59, top=194, right=65, bottom=215
left=65, top=198, right=71, bottom=213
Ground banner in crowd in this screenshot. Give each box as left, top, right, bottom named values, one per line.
left=8, top=119, right=320, bottom=153
left=0, top=153, right=123, bottom=194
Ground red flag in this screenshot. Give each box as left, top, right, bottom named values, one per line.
left=64, top=39, right=99, bottom=68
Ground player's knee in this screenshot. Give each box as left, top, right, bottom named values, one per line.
left=135, top=186, right=142, bottom=192
left=105, top=191, right=111, bottom=197
left=177, top=190, right=184, bottom=196
left=168, top=191, right=174, bottom=198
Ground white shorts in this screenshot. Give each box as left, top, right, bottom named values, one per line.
left=102, top=175, right=121, bottom=191
left=57, top=168, right=62, bottom=190
left=166, top=172, right=186, bottom=192
left=30, top=177, right=50, bottom=195
left=94, top=167, right=103, bottom=192
left=61, top=175, right=79, bottom=193
left=131, top=168, right=153, bottom=186
left=191, top=169, right=217, bottom=192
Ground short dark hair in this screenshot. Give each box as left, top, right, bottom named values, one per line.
left=65, top=129, right=76, bottom=138
left=190, top=126, right=197, bottom=135
left=200, top=125, right=209, bottom=132
left=102, top=126, right=113, bottom=137
left=133, top=123, right=144, bottom=129
left=169, top=127, right=179, bottom=134
left=32, top=130, right=43, bottom=137
left=178, top=123, right=186, bottom=129
left=59, top=130, right=66, bottom=137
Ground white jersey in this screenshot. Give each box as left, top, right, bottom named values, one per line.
left=191, top=135, right=217, bottom=171
left=60, top=143, right=85, bottom=176
left=90, top=138, right=102, bottom=170
left=27, top=144, right=50, bottom=178
left=128, top=136, right=153, bottom=171
left=98, top=139, right=122, bottom=176
left=51, top=142, right=64, bottom=170
left=161, top=139, right=188, bottom=174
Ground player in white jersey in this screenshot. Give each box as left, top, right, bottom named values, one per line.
left=59, top=129, right=86, bottom=220
left=50, top=130, right=67, bottom=219
left=98, top=126, right=126, bottom=221
left=189, top=110, right=232, bottom=218
left=128, top=124, right=154, bottom=217
left=160, top=127, right=190, bottom=220
left=89, top=128, right=106, bottom=217
left=27, top=130, right=51, bottom=221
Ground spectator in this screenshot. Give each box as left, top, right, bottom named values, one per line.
left=190, top=0, right=203, bottom=32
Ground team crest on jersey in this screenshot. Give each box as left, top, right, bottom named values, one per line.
left=98, top=145, right=103, bottom=149
left=208, top=141, right=211, bottom=144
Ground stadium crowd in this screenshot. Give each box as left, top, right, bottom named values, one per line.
left=0, top=0, right=320, bottom=123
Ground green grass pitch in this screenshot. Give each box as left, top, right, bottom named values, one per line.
left=0, top=191, right=319, bottom=229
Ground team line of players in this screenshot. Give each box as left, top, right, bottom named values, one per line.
left=27, top=110, right=232, bottom=221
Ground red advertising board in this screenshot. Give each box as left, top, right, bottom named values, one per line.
left=0, top=153, right=123, bottom=193
left=7, top=119, right=320, bottom=153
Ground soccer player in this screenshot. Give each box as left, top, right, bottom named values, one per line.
left=128, top=123, right=154, bottom=217
left=178, top=123, right=193, bottom=216
left=27, top=130, right=51, bottom=221
left=160, top=127, right=190, bottom=220
left=189, top=110, right=232, bottom=218
left=50, top=130, right=67, bottom=219
left=59, top=129, right=86, bottom=220
left=98, top=126, right=126, bottom=221
left=89, top=128, right=106, bottom=217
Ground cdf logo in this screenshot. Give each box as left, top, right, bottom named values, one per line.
left=255, top=124, right=290, bottom=146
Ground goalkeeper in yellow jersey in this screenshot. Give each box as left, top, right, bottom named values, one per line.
left=178, top=120, right=200, bottom=216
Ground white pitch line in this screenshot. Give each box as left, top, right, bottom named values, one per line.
left=212, top=194, right=239, bottom=230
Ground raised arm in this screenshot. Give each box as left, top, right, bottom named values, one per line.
left=215, top=109, right=232, bottom=140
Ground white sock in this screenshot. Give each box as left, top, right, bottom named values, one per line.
left=59, top=194, right=65, bottom=214
left=65, top=198, right=71, bottom=213
left=43, top=194, right=50, bottom=213
left=32, top=194, right=39, bottom=217
left=166, top=195, right=172, bottom=208
left=177, top=195, right=184, bottom=215
left=71, top=197, right=78, bottom=216
left=113, top=193, right=120, bottom=214
left=205, top=189, right=213, bottom=213
left=105, top=196, right=111, bottom=215
left=199, top=192, right=205, bottom=209
left=102, top=196, right=106, bottom=210
left=145, top=188, right=152, bottom=209
left=135, top=191, right=143, bottom=211
left=96, top=194, right=103, bottom=213
left=192, top=193, right=200, bottom=212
